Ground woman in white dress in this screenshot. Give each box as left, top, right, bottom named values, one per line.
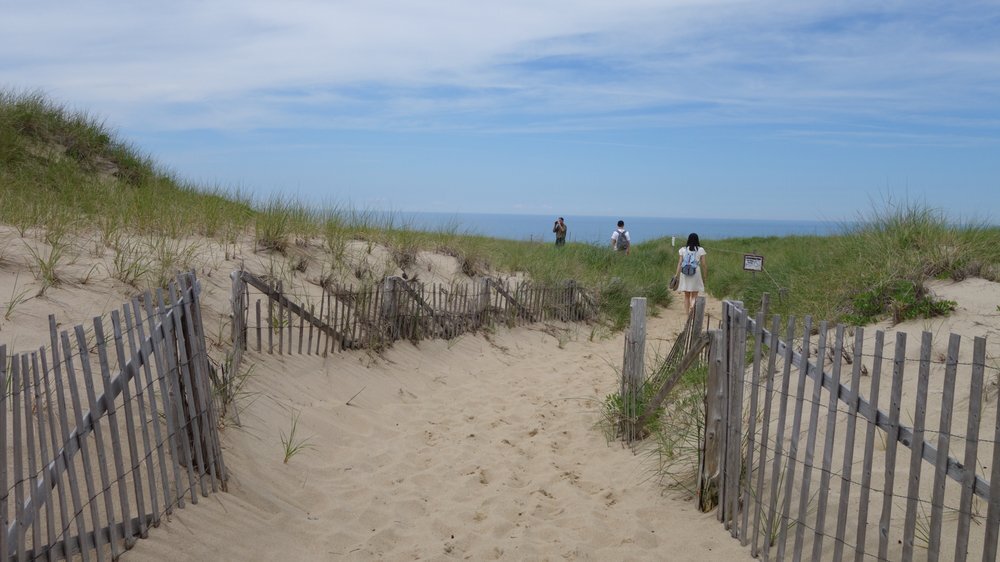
left=675, top=232, right=707, bottom=313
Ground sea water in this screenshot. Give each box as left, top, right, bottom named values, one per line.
left=395, top=212, right=846, bottom=245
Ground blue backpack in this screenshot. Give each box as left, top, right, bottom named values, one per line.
left=681, top=248, right=699, bottom=275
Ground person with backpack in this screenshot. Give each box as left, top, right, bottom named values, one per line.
left=675, top=232, right=707, bottom=313
left=611, top=220, right=631, bottom=255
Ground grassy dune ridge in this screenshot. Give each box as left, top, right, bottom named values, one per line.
left=3, top=89, right=998, bottom=328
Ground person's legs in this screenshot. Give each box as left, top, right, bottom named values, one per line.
left=684, top=291, right=697, bottom=313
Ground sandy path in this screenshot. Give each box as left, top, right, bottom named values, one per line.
left=128, top=298, right=748, bottom=561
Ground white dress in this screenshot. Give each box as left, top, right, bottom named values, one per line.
left=677, top=246, right=706, bottom=292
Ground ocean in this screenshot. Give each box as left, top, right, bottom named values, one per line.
left=396, top=212, right=846, bottom=245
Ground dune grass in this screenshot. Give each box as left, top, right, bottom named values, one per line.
left=696, top=203, right=999, bottom=325
left=4, top=89, right=998, bottom=329
left=1, top=86, right=672, bottom=326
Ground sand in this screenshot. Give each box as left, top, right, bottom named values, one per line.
left=1, top=226, right=748, bottom=561
left=125, top=306, right=747, bottom=561
left=3, top=223, right=997, bottom=560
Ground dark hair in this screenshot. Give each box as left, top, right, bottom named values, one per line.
left=617, top=220, right=625, bottom=227
left=686, top=233, right=700, bottom=251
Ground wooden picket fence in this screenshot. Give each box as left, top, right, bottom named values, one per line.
left=703, top=299, right=1000, bottom=561
left=228, top=270, right=597, bottom=370
left=1, top=273, right=227, bottom=561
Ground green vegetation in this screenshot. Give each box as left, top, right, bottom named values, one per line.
left=3, top=89, right=997, bottom=329
left=280, top=410, right=315, bottom=464
left=0, top=89, right=255, bottom=241
left=0, top=89, right=672, bottom=327
left=660, top=202, right=998, bottom=325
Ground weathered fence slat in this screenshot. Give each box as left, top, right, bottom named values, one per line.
left=983, top=337, right=1000, bottom=562
left=926, top=333, right=960, bottom=561
left=621, top=298, right=646, bottom=443
left=776, top=316, right=813, bottom=560
left=902, top=331, right=933, bottom=559
left=307, top=305, right=315, bottom=355
left=832, top=327, right=866, bottom=562
left=762, top=316, right=797, bottom=561
left=717, top=303, right=734, bottom=525
left=32, top=349, right=60, bottom=562
left=277, top=289, right=285, bottom=356
left=23, top=354, right=43, bottom=560
left=955, top=336, right=987, bottom=562
left=700, top=328, right=725, bottom=514
left=811, top=324, right=846, bottom=561
left=725, top=305, right=747, bottom=537
left=878, top=333, right=908, bottom=561
left=0, top=345, right=8, bottom=557
left=38, top=347, right=70, bottom=558
left=740, top=306, right=765, bottom=548
left=13, top=355, right=26, bottom=560
left=267, top=290, right=274, bottom=355
left=793, top=321, right=828, bottom=559
left=1, top=346, right=8, bottom=561
left=854, top=329, right=885, bottom=561
left=286, top=288, right=293, bottom=355
left=298, top=305, right=305, bottom=355
left=751, top=314, right=781, bottom=558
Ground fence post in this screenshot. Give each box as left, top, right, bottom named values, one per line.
left=478, top=278, right=491, bottom=328
left=621, top=297, right=646, bottom=443
left=228, top=271, right=245, bottom=422
left=380, top=277, right=398, bottom=341
left=700, top=328, right=726, bottom=512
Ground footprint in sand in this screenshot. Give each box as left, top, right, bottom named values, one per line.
left=506, top=472, right=529, bottom=489
left=603, top=491, right=618, bottom=507
left=533, top=488, right=555, bottom=499
left=560, top=470, right=580, bottom=484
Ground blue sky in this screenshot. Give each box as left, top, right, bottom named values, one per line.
left=2, top=1, right=999, bottom=222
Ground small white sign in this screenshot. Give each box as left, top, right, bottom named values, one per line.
left=743, top=254, right=764, bottom=272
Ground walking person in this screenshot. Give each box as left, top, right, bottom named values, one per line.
left=675, top=232, right=707, bottom=313
left=610, top=220, right=631, bottom=255
left=553, top=217, right=567, bottom=246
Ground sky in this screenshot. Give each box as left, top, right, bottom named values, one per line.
left=2, top=1, right=999, bottom=222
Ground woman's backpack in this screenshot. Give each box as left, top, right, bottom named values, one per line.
left=681, top=248, right=699, bottom=275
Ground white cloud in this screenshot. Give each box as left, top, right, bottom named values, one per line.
left=2, top=1, right=999, bottom=144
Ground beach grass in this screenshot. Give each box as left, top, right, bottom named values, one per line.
left=4, top=89, right=998, bottom=329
